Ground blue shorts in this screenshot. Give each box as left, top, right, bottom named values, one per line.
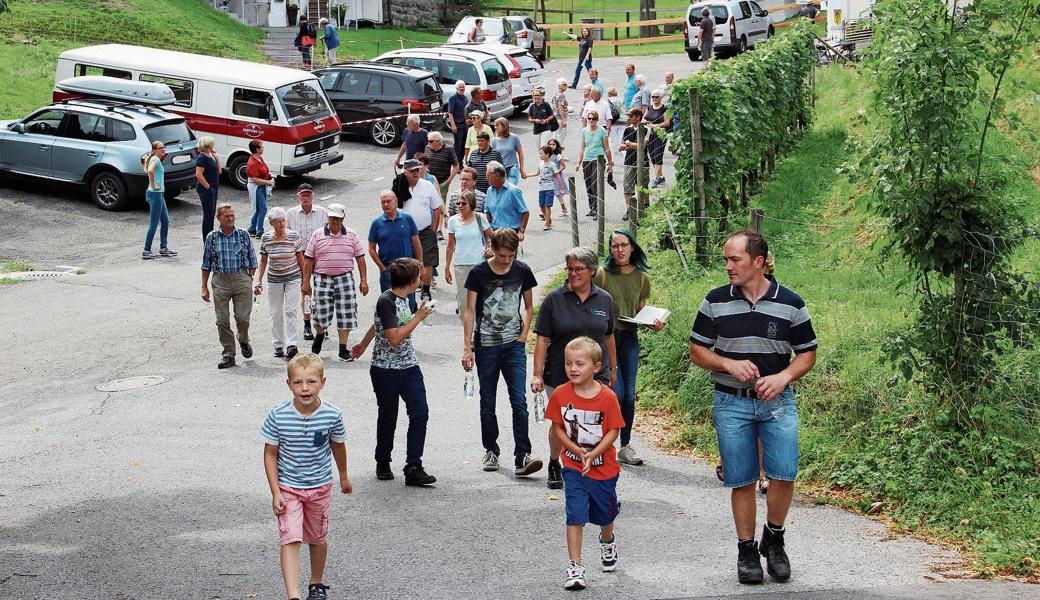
left=562, top=468, right=620, bottom=526
left=538, top=188, right=555, bottom=208
left=713, top=388, right=799, bottom=488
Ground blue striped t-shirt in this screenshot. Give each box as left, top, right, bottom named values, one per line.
left=259, top=399, right=347, bottom=489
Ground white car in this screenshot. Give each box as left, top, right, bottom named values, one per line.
left=685, top=0, right=775, bottom=60
left=445, top=43, right=544, bottom=112
left=448, top=16, right=518, bottom=46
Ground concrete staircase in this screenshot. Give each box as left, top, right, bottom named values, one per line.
left=261, top=27, right=307, bottom=68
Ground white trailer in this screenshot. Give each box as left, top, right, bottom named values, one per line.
left=821, top=0, right=874, bottom=50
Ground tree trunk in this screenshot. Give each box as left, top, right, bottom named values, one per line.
left=639, top=0, right=659, bottom=38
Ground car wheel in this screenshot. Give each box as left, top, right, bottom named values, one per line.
left=767, top=26, right=775, bottom=38
left=739, top=36, right=748, bottom=53
left=227, top=155, right=249, bottom=190
left=90, top=170, right=129, bottom=211
left=687, top=49, right=701, bottom=61
left=370, top=119, right=399, bottom=147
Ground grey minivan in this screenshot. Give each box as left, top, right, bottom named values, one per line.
left=0, top=98, right=197, bottom=210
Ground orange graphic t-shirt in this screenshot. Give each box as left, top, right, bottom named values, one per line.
left=545, top=381, right=625, bottom=480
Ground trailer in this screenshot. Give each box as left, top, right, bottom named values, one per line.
left=821, top=0, right=874, bottom=52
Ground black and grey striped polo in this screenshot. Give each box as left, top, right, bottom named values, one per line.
left=689, top=275, right=818, bottom=389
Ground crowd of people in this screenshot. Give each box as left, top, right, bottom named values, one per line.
left=140, top=59, right=818, bottom=599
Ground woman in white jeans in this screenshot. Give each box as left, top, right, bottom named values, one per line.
left=255, top=207, right=304, bottom=360
left=444, top=191, right=493, bottom=321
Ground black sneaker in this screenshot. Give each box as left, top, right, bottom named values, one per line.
left=547, top=459, right=563, bottom=490
left=217, top=356, right=235, bottom=369
left=376, top=461, right=394, bottom=480
left=274, top=347, right=285, bottom=358
left=760, top=524, right=791, bottom=582
left=338, top=347, right=354, bottom=362
left=306, top=583, right=329, bottom=600
left=737, top=540, right=764, bottom=584
left=404, top=465, right=436, bottom=486
left=303, top=324, right=314, bottom=341
left=240, top=342, right=253, bottom=359
left=311, top=331, right=325, bottom=354
left=285, top=345, right=299, bottom=360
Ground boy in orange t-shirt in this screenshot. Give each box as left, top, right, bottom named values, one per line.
left=545, top=336, right=626, bottom=591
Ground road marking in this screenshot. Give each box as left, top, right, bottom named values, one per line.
left=320, top=194, right=336, bottom=201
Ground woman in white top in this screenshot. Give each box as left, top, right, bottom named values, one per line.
left=445, top=190, right=494, bottom=322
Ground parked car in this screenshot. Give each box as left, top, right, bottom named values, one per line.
left=0, top=78, right=198, bottom=211
left=684, top=0, right=774, bottom=61
left=374, top=46, right=514, bottom=120
left=445, top=43, right=544, bottom=112
left=448, top=16, right=518, bottom=47
left=503, top=16, right=547, bottom=60
left=315, top=62, right=445, bottom=148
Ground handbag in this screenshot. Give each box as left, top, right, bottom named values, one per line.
left=549, top=116, right=560, bottom=132
left=302, top=35, right=316, bottom=47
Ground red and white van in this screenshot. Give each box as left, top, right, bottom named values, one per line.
left=55, top=44, right=343, bottom=189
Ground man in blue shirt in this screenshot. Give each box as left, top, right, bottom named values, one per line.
left=319, top=17, right=340, bottom=64
left=368, top=190, right=423, bottom=310
left=446, top=80, right=470, bottom=165
left=394, top=115, right=429, bottom=167
left=483, top=161, right=530, bottom=241
left=201, top=203, right=258, bottom=369
left=622, top=63, right=637, bottom=109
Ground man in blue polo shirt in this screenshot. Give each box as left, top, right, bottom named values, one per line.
left=483, top=161, right=530, bottom=241
left=368, top=190, right=423, bottom=311
left=688, top=229, right=817, bottom=587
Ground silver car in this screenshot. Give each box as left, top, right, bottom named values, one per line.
left=504, top=16, right=547, bottom=60
left=0, top=99, right=197, bottom=210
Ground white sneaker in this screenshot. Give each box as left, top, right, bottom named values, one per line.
left=600, top=536, right=618, bottom=572
left=481, top=450, right=499, bottom=472
left=564, top=561, right=586, bottom=590
left=617, top=445, right=644, bottom=466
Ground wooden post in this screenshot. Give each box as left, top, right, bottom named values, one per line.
left=614, top=25, right=620, bottom=57
left=663, top=209, right=689, bottom=271
left=689, top=87, right=707, bottom=266
left=634, top=123, right=648, bottom=233
left=626, top=12, right=631, bottom=39
left=569, top=175, right=579, bottom=247
left=540, top=0, right=547, bottom=24
left=739, top=173, right=748, bottom=209
left=597, top=155, right=606, bottom=257
left=399, top=37, right=404, bottom=50
left=749, top=208, right=764, bottom=233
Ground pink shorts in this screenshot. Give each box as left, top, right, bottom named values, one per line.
left=277, top=483, right=332, bottom=546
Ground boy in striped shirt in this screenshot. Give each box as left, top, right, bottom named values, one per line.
left=261, top=353, right=352, bottom=600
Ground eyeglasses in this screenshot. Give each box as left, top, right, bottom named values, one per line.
left=610, top=243, right=631, bottom=250
left=567, top=266, right=589, bottom=274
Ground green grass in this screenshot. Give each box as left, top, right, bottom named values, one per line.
left=330, top=27, right=451, bottom=60
left=637, top=61, right=1040, bottom=576
left=0, top=259, right=30, bottom=284
left=0, top=0, right=265, bottom=119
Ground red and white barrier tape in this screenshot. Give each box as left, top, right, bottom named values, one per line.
left=338, top=111, right=450, bottom=127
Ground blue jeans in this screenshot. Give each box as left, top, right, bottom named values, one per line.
left=474, top=339, right=531, bottom=461
left=453, top=123, right=468, bottom=163
left=371, top=365, right=429, bottom=468
left=611, top=328, right=640, bottom=446
left=144, top=190, right=169, bottom=252
left=712, top=388, right=799, bottom=488
left=378, top=268, right=417, bottom=313
left=198, top=185, right=218, bottom=242
left=249, top=184, right=267, bottom=235
left=571, top=56, right=592, bottom=88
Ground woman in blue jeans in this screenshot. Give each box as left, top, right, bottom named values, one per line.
left=568, top=27, right=594, bottom=89
left=194, top=136, right=220, bottom=243
left=142, top=141, right=176, bottom=259
left=595, top=229, right=664, bottom=465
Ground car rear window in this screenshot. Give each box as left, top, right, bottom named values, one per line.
left=417, top=76, right=441, bottom=99
left=144, top=119, right=194, bottom=145
left=481, top=19, right=505, bottom=36
left=690, top=5, right=729, bottom=25
left=482, top=59, right=507, bottom=85
left=512, top=53, right=541, bottom=72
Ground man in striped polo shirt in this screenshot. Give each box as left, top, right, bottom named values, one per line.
left=688, top=230, right=817, bottom=586
left=302, top=203, right=369, bottom=363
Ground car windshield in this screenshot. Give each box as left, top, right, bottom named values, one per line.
left=276, top=79, right=335, bottom=125
left=512, top=53, right=541, bottom=72
left=482, top=59, right=508, bottom=85
left=143, top=119, right=195, bottom=145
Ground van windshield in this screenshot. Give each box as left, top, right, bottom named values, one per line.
left=144, top=119, right=195, bottom=145
left=276, top=79, right=334, bottom=125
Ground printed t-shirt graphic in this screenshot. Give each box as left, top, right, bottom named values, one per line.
left=464, top=260, right=537, bottom=347
left=545, top=382, right=625, bottom=480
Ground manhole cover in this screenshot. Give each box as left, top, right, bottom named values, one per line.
left=95, top=375, right=168, bottom=392
left=3, top=271, right=73, bottom=281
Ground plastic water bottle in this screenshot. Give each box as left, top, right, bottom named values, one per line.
left=422, top=300, right=435, bottom=326
left=463, top=370, right=475, bottom=401
left=533, top=391, right=547, bottom=423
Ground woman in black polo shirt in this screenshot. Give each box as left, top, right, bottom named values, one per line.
left=531, top=246, right=617, bottom=489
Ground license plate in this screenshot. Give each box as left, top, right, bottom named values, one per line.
left=171, top=154, right=190, bottom=165
left=431, top=102, right=440, bottom=110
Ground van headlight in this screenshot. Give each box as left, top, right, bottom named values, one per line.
left=295, top=145, right=306, bottom=157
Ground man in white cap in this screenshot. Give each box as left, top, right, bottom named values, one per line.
left=285, top=183, right=328, bottom=341
left=630, top=74, right=652, bottom=114
left=399, top=158, right=443, bottom=302
left=301, top=202, right=369, bottom=362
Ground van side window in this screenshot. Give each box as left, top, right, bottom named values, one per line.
left=441, top=60, right=479, bottom=86
left=481, top=59, right=507, bottom=85
left=233, top=88, right=274, bottom=120
left=739, top=1, right=752, bottom=19
left=139, top=74, right=194, bottom=107
left=74, top=64, right=131, bottom=79
left=61, top=113, right=110, bottom=142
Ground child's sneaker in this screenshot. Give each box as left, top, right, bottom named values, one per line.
left=564, top=561, right=586, bottom=590
left=600, top=536, right=618, bottom=572
left=306, top=582, right=329, bottom=600
left=481, top=450, right=499, bottom=472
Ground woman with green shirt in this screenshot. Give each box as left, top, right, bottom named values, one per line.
left=595, top=229, right=664, bottom=465
left=575, top=110, right=613, bottom=217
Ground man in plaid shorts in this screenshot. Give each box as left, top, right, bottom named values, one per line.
left=302, top=202, right=369, bottom=362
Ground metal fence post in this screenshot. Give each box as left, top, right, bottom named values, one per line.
left=568, top=175, right=579, bottom=247
left=597, top=155, right=606, bottom=257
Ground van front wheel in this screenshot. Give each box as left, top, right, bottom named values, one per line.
left=227, top=155, right=249, bottom=190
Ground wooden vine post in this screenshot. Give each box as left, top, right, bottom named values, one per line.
left=749, top=208, right=764, bottom=233
left=568, top=175, right=578, bottom=247
left=633, top=123, right=648, bottom=235
left=597, top=155, right=607, bottom=257
left=688, top=86, right=707, bottom=265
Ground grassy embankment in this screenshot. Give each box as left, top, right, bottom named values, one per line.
left=0, top=0, right=265, bottom=119
left=637, top=57, right=1040, bottom=577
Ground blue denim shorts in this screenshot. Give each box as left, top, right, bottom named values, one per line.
left=538, top=188, right=555, bottom=208
left=562, top=468, right=620, bottom=526
left=712, top=388, right=799, bottom=488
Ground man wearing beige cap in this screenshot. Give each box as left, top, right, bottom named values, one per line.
left=285, top=183, right=327, bottom=341
left=301, top=202, right=369, bottom=362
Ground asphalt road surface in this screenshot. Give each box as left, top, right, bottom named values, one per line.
left=1, top=54, right=1034, bottom=599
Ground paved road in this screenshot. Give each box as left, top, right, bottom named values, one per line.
left=1, top=54, right=1033, bottom=599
